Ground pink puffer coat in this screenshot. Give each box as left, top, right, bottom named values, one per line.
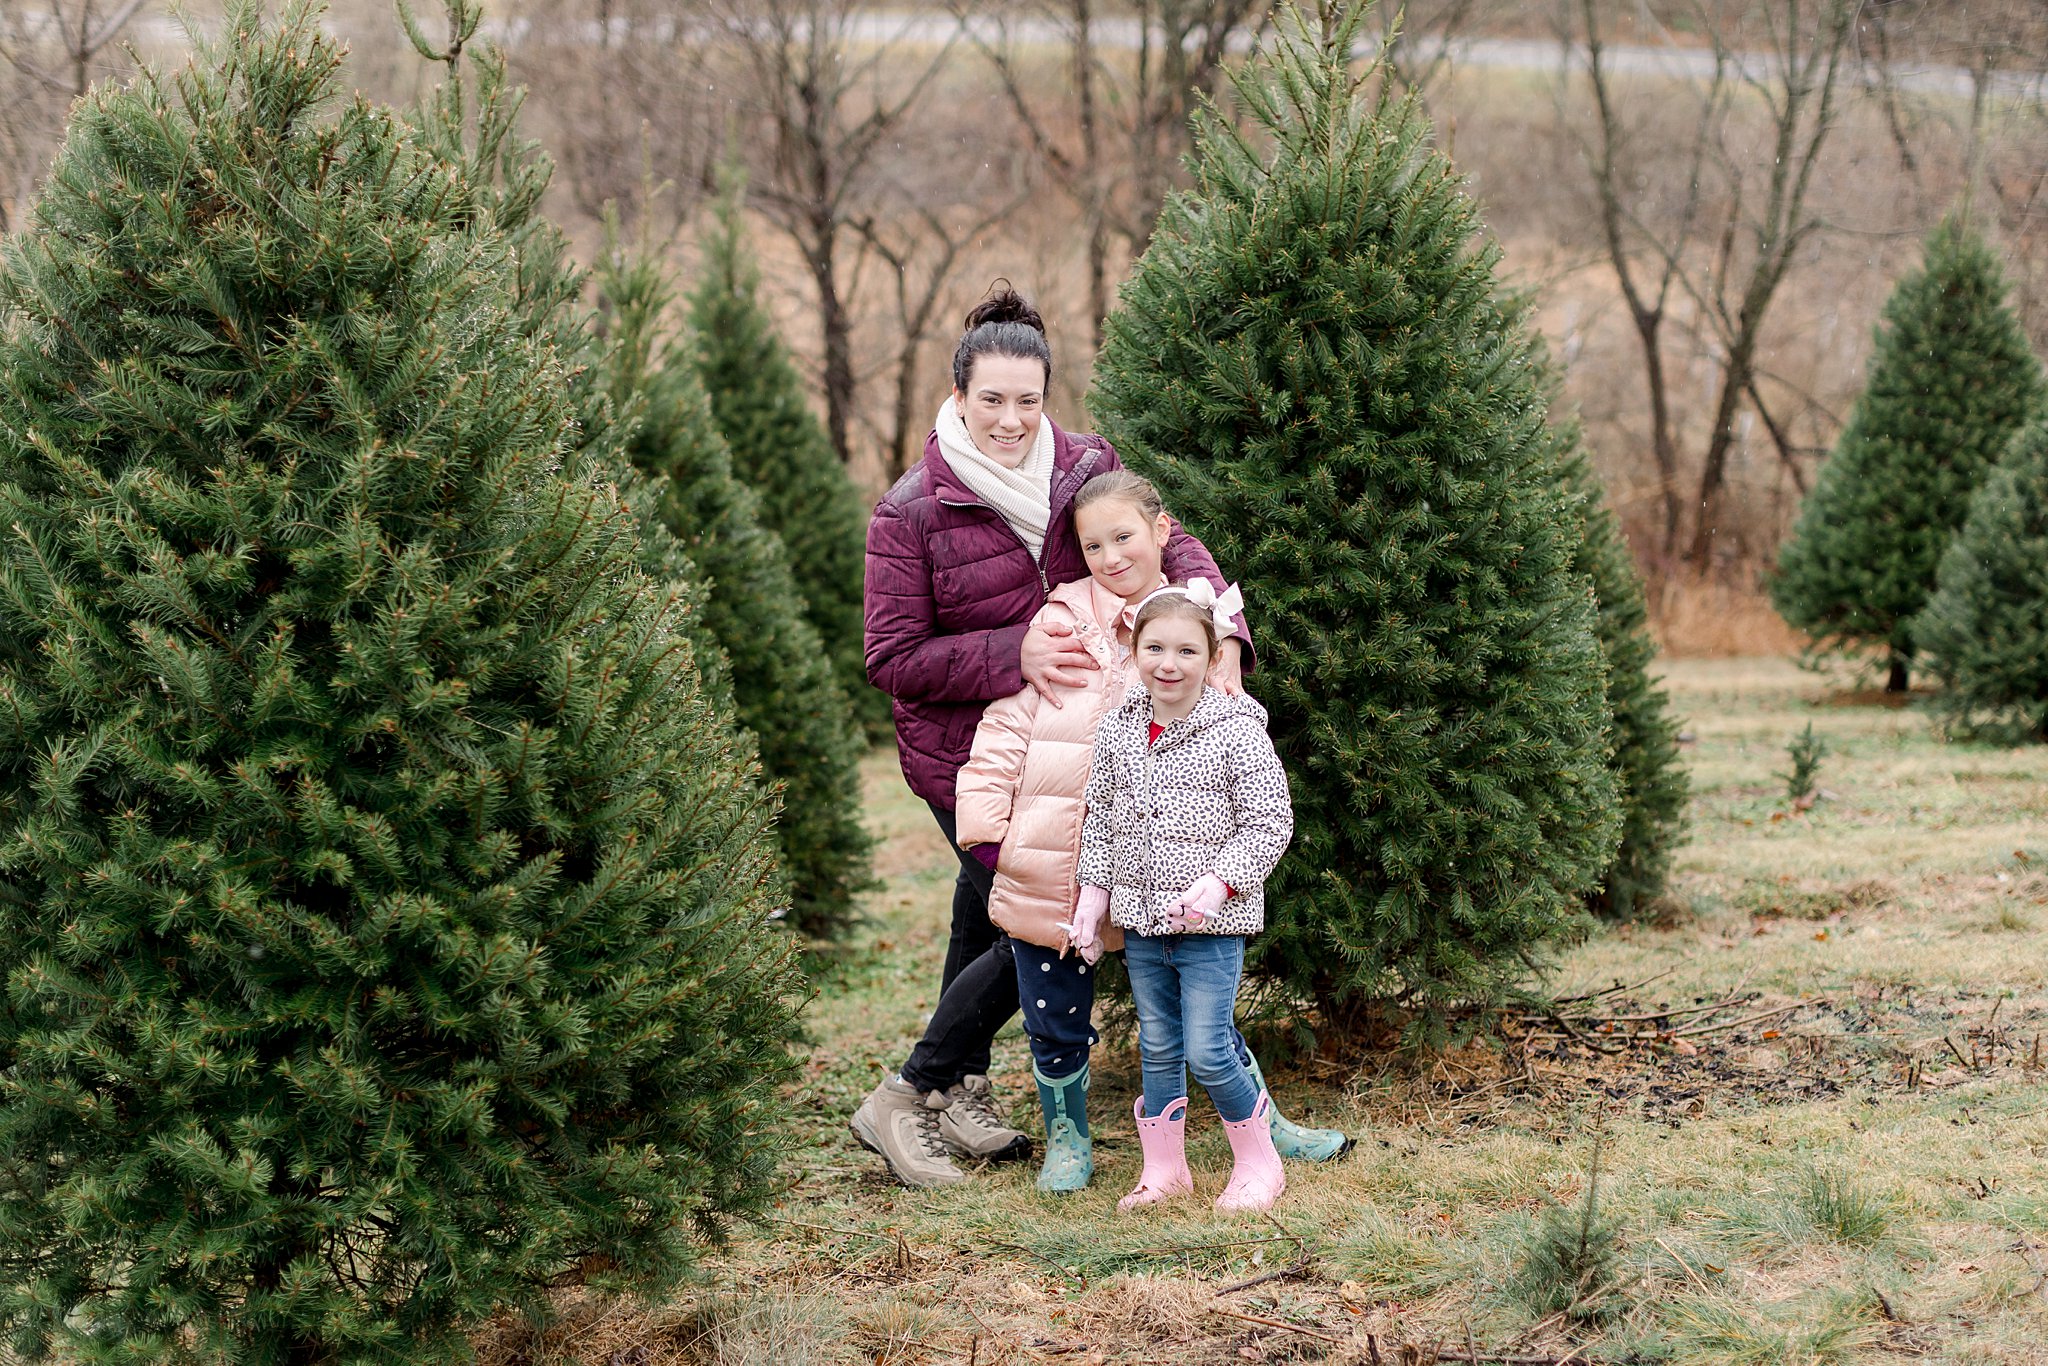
left=953, top=576, right=1154, bottom=952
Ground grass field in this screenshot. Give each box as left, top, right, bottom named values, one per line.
left=484, top=657, right=2048, bottom=1365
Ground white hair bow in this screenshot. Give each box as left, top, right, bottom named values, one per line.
left=1138, top=579, right=1244, bottom=633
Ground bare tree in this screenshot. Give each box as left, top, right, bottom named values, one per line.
left=2, top=0, right=149, bottom=98
left=1857, top=0, right=2048, bottom=346
left=1562, top=0, right=1859, bottom=571
left=963, top=0, right=1269, bottom=353
left=853, top=193, right=1030, bottom=480
left=1560, top=0, right=1728, bottom=555
left=709, top=0, right=961, bottom=466
left=499, top=0, right=724, bottom=233
left=1377, top=0, right=1522, bottom=98
left=0, top=0, right=153, bottom=230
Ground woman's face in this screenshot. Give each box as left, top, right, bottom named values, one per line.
left=1075, top=497, right=1170, bottom=603
left=954, top=353, right=1046, bottom=468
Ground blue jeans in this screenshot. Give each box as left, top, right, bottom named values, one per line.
left=1123, top=932, right=1260, bottom=1123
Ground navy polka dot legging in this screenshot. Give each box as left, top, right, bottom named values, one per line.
left=1012, top=939, right=1098, bottom=1078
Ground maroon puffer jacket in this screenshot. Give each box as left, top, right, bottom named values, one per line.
left=866, top=419, right=1249, bottom=808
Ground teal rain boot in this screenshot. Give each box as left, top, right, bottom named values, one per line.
left=1033, top=1063, right=1094, bottom=1194
left=1240, top=1048, right=1354, bottom=1162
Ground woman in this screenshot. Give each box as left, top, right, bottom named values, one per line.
left=854, top=287, right=1347, bottom=1189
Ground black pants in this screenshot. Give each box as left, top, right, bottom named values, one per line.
left=902, top=802, right=1020, bottom=1092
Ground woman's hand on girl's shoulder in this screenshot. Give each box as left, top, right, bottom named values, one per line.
left=1209, top=638, right=1245, bottom=696
left=1022, top=618, right=1099, bottom=704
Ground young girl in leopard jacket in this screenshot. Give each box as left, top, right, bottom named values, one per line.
left=1069, top=583, right=1296, bottom=1213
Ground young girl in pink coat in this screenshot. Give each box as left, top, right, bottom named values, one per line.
left=955, top=472, right=1350, bottom=1194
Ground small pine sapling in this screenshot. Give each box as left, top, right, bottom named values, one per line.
left=1508, top=1147, right=1630, bottom=1323
left=1779, top=723, right=1829, bottom=806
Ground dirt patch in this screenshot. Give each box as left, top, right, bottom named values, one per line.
left=1322, top=990, right=2048, bottom=1135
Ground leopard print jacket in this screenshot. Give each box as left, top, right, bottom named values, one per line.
left=1077, top=685, right=1294, bottom=938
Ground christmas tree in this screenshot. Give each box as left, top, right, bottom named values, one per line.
left=1543, top=355, right=1689, bottom=918
left=403, top=23, right=741, bottom=717
left=406, top=14, right=870, bottom=939
left=689, top=179, right=888, bottom=741
left=1091, top=1, right=1620, bottom=1021
left=0, top=6, right=804, bottom=1359
left=601, top=246, right=873, bottom=942
left=1912, top=418, right=2048, bottom=740
left=1773, top=218, right=2046, bottom=691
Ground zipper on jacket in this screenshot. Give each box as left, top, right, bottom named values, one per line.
left=937, top=439, right=1103, bottom=607
left=1140, top=728, right=1160, bottom=934
left=939, top=496, right=1055, bottom=603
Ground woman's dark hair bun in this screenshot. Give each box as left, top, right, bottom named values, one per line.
left=952, top=279, right=1053, bottom=392
left=964, top=281, right=1045, bottom=335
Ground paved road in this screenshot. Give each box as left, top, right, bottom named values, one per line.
left=31, top=5, right=2043, bottom=104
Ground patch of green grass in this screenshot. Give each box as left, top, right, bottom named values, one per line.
left=1800, top=1167, right=1900, bottom=1247
left=1695, top=1191, right=1814, bottom=1266
left=1326, top=1209, right=1481, bottom=1298
left=1984, top=902, right=2034, bottom=933
left=1664, top=1288, right=1883, bottom=1365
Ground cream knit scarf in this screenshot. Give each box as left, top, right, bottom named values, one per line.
left=934, top=398, right=1056, bottom=560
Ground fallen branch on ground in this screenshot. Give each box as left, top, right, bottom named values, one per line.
left=1206, top=1304, right=1344, bottom=1343
left=1668, top=1001, right=1806, bottom=1038
left=1549, top=961, right=1689, bottom=1005
left=1216, top=1255, right=1313, bottom=1294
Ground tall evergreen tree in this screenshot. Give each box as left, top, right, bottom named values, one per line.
left=601, top=247, right=873, bottom=941
left=0, top=5, right=803, bottom=1360
left=689, top=179, right=888, bottom=741
left=1912, top=418, right=2048, bottom=740
left=403, top=22, right=740, bottom=717
left=1542, top=356, right=1690, bottom=918
left=403, top=12, right=873, bottom=939
left=1091, top=1, right=1620, bottom=1022
left=1773, top=217, right=2046, bottom=691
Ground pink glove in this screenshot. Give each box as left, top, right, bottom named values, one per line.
left=1063, top=886, right=1110, bottom=964
left=1165, top=873, right=1230, bottom=932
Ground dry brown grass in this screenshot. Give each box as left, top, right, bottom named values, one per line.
left=1645, top=572, right=1805, bottom=658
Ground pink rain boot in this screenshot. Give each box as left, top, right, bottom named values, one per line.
left=1117, top=1095, right=1193, bottom=1212
left=1216, top=1092, right=1286, bottom=1212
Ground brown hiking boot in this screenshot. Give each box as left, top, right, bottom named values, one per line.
left=851, top=1076, right=965, bottom=1188
left=936, top=1074, right=1032, bottom=1162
